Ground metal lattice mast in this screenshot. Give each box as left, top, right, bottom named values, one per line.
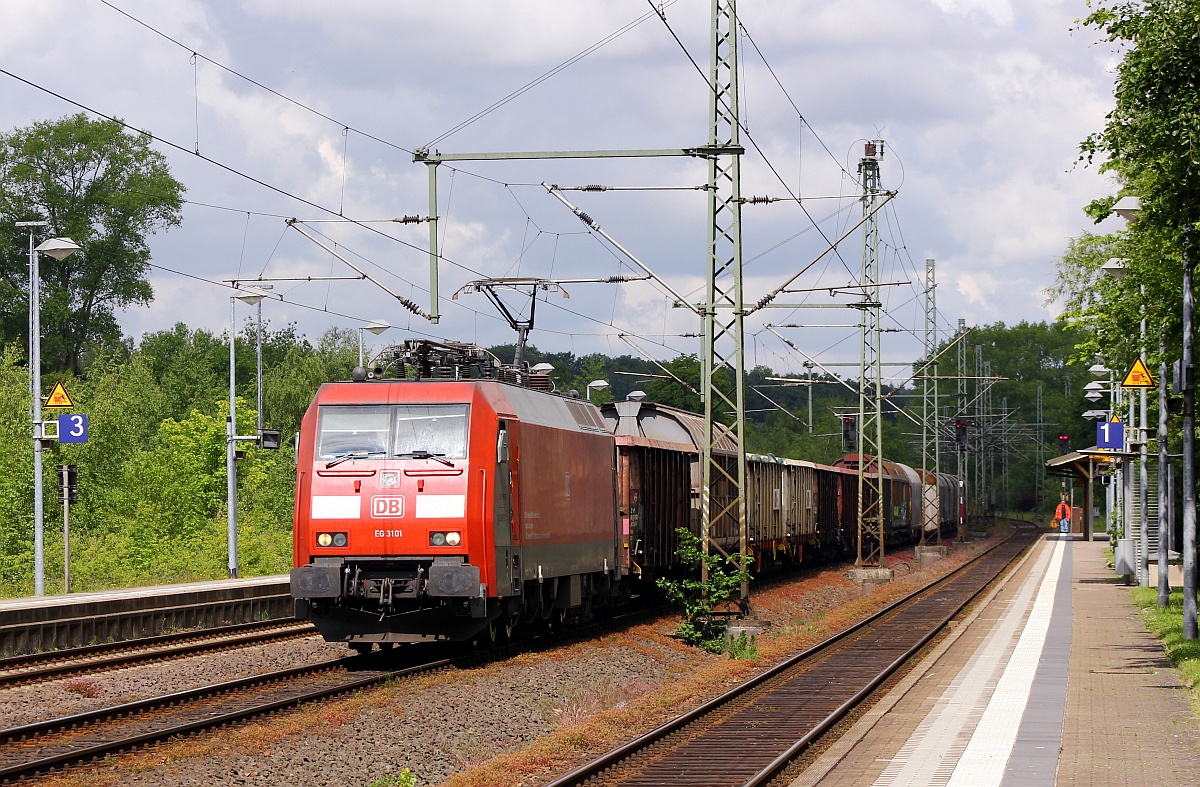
left=974, top=345, right=985, bottom=517
left=855, top=141, right=885, bottom=567
left=957, top=319, right=968, bottom=540
left=1002, top=395, right=1010, bottom=514
left=1036, top=384, right=1044, bottom=501
left=921, top=258, right=939, bottom=543
left=699, top=0, right=748, bottom=601
left=984, top=360, right=993, bottom=515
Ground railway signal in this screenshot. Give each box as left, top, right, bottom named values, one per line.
left=954, top=418, right=969, bottom=447
left=57, top=464, right=78, bottom=593
left=56, top=464, right=78, bottom=504
left=841, top=416, right=858, bottom=452
left=1058, top=432, right=1071, bottom=454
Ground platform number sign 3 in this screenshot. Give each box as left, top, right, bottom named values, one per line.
left=58, top=413, right=88, bottom=444
left=1096, top=419, right=1124, bottom=451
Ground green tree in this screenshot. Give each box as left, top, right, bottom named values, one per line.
left=1081, top=0, right=1200, bottom=232
left=0, top=114, right=185, bottom=373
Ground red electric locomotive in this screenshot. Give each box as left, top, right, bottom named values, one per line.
left=290, top=340, right=964, bottom=650
left=290, top=341, right=620, bottom=649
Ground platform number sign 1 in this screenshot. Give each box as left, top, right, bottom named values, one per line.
left=1096, top=418, right=1124, bottom=451
left=58, top=413, right=88, bottom=444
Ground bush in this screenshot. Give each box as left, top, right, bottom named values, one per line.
left=655, top=528, right=752, bottom=653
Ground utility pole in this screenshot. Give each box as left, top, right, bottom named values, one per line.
left=1036, top=384, right=1044, bottom=504
left=804, top=360, right=814, bottom=433
left=1182, top=225, right=1196, bottom=640
left=699, top=0, right=749, bottom=602
left=920, top=258, right=939, bottom=543
left=1002, top=395, right=1009, bottom=515
left=957, top=318, right=968, bottom=541
left=974, top=345, right=984, bottom=518
left=984, top=359, right=994, bottom=519
left=854, top=140, right=885, bottom=567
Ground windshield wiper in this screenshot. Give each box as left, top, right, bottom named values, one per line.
left=395, top=450, right=455, bottom=468
left=324, top=450, right=383, bottom=469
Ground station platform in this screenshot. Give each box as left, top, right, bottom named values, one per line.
left=0, top=575, right=290, bottom=654
left=792, top=533, right=1200, bottom=786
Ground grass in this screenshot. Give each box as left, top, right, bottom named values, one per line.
left=1130, top=587, right=1200, bottom=711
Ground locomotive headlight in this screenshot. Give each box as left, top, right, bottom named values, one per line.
left=317, top=533, right=333, bottom=547
left=332, top=532, right=348, bottom=548
left=430, top=532, right=447, bottom=546
left=444, top=531, right=461, bottom=546
left=379, top=471, right=399, bottom=488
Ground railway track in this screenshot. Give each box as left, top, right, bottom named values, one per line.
left=0, top=650, right=452, bottom=783
left=544, top=527, right=1039, bottom=787
left=0, top=602, right=658, bottom=782
left=0, top=619, right=316, bottom=689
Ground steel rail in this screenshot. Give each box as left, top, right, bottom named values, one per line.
left=542, top=527, right=1036, bottom=787
left=0, top=655, right=451, bottom=782
left=0, top=599, right=669, bottom=781
left=0, top=620, right=315, bottom=688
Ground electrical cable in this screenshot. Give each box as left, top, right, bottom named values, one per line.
left=425, top=1, right=680, bottom=148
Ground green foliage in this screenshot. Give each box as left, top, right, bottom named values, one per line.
left=1131, top=587, right=1200, bottom=700
left=1066, top=0, right=1200, bottom=375
left=1081, top=0, right=1200, bottom=231
left=656, top=528, right=752, bottom=653
left=727, top=630, right=759, bottom=660
left=0, top=114, right=185, bottom=374
left=369, top=769, right=417, bottom=787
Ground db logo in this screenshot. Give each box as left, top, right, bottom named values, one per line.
left=371, top=496, right=405, bottom=518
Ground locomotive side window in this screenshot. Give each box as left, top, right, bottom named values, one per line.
left=316, top=405, right=390, bottom=459
left=392, top=405, right=469, bottom=459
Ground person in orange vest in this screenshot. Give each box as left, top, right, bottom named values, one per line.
left=1055, top=499, right=1071, bottom=533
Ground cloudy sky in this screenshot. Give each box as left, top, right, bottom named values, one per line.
left=0, top=0, right=1126, bottom=377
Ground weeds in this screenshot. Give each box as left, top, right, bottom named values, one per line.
left=369, top=769, right=416, bottom=787
left=727, top=631, right=759, bottom=660
left=63, top=678, right=102, bottom=698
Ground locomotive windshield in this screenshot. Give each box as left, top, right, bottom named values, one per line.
left=392, top=404, right=468, bottom=459
left=315, top=404, right=469, bottom=460
left=316, top=405, right=390, bottom=459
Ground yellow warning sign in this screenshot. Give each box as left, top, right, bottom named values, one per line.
left=43, top=381, right=74, bottom=408
left=1121, top=358, right=1155, bottom=389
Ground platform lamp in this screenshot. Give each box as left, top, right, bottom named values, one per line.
left=227, top=286, right=272, bottom=579
left=358, top=319, right=391, bottom=370
left=586, top=380, right=609, bottom=402
left=1102, top=256, right=1152, bottom=587
left=20, top=231, right=82, bottom=596
left=1088, top=363, right=1120, bottom=537
left=1113, top=197, right=1186, bottom=624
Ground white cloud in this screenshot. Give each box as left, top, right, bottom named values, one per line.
left=0, top=0, right=1120, bottom=370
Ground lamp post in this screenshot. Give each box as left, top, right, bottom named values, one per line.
left=803, top=361, right=815, bottom=432
left=18, top=227, right=81, bottom=596
left=1113, top=196, right=1195, bottom=636
left=585, top=380, right=609, bottom=402
left=357, top=319, right=391, bottom=370
left=1088, top=364, right=1119, bottom=534
left=1102, top=257, right=1152, bottom=586
left=252, top=285, right=274, bottom=435
left=227, top=287, right=271, bottom=579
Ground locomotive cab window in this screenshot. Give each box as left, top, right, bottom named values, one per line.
left=392, top=405, right=468, bottom=459
left=316, top=405, right=390, bottom=459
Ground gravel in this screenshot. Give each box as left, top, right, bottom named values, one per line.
left=0, top=636, right=348, bottom=730
left=26, top=535, right=1002, bottom=787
